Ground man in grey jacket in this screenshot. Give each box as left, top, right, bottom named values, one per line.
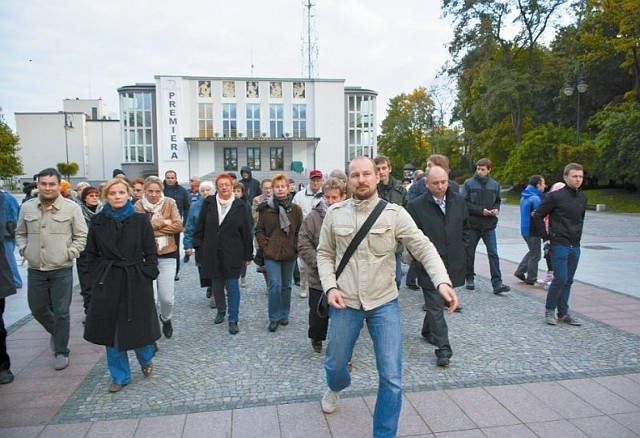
left=16, top=168, right=87, bottom=371
left=317, top=156, right=458, bottom=438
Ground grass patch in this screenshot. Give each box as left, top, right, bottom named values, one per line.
left=503, top=188, right=640, bottom=213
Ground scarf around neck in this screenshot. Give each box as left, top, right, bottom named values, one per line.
left=217, top=194, right=234, bottom=224
left=102, top=200, right=135, bottom=221
left=268, top=193, right=293, bottom=234
left=141, top=194, right=165, bottom=220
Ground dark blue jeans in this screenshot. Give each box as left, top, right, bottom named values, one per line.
left=212, top=278, right=241, bottom=323
left=27, top=267, right=73, bottom=356
left=466, top=228, right=503, bottom=287
left=546, top=244, right=580, bottom=317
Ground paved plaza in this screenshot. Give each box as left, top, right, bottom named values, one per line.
left=1, top=204, right=640, bottom=437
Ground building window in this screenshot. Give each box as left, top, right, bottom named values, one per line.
left=224, top=148, right=238, bottom=171
left=198, top=103, right=213, bottom=137
left=223, top=103, right=237, bottom=137
left=270, top=147, right=284, bottom=170
left=347, top=95, right=375, bottom=160
left=269, top=104, right=283, bottom=138
left=292, top=104, right=306, bottom=138
left=121, top=91, right=153, bottom=163
left=247, top=147, right=261, bottom=171
left=246, top=104, right=261, bottom=138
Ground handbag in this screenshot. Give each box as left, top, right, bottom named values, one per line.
left=317, top=200, right=388, bottom=318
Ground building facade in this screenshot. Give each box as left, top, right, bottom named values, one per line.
left=15, top=98, right=120, bottom=183
left=118, top=76, right=377, bottom=183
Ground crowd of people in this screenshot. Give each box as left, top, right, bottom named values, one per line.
left=0, top=156, right=587, bottom=437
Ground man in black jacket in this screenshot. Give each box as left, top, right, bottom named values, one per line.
left=533, top=163, right=587, bottom=326
left=374, top=155, right=407, bottom=288
left=163, top=170, right=190, bottom=280
left=407, top=166, right=468, bottom=367
left=462, top=158, right=510, bottom=294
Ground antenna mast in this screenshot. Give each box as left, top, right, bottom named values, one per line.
left=301, top=0, right=318, bottom=79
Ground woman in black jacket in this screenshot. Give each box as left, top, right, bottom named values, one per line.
left=83, top=178, right=160, bottom=393
left=193, top=174, right=253, bottom=335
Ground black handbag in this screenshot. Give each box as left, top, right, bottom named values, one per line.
left=317, top=200, right=387, bottom=318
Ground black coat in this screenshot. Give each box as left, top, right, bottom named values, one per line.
left=83, top=212, right=161, bottom=351
left=193, top=196, right=253, bottom=280
left=407, top=189, right=469, bottom=289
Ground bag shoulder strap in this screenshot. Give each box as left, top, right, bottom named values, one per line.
left=335, top=200, right=387, bottom=279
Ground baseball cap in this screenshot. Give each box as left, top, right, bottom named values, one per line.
left=309, top=169, right=323, bottom=179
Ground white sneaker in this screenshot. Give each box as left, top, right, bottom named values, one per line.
left=54, top=354, right=69, bottom=370
left=240, top=278, right=248, bottom=288
left=321, top=389, right=340, bottom=414
left=300, top=290, right=308, bottom=298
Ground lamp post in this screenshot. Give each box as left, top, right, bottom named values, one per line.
left=563, top=62, right=588, bottom=145
left=63, top=113, right=74, bottom=178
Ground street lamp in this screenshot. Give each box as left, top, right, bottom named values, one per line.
left=63, top=112, right=74, bottom=165
left=563, top=62, right=588, bottom=145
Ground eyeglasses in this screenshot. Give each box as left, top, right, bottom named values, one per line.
left=217, top=183, right=231, bottom=188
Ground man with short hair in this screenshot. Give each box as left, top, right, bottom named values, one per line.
left=533, top=163, right=587, bottom=326
left=293, top=169, right=324, bottom=298
left=515, top=175, right=546, bottom=285
left=163, top=170, right=190, bottom=279
left=374, top=155, right=408, bottom=288
left=462, top=158, right=510, bottom=294
left=408, top=166, right=468, bottom=367
left=317, top=157, right=458, bottom=437
left=16, top=168, right=88, bottom=371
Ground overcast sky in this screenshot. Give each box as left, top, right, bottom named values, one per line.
left=0, top=0, right=456, bottom=131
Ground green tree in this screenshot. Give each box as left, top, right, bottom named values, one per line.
left=378, top=87, right=436, bottom=177
left=591, top=102, right=640, bottom=188
left=0, top=119, right=23, bottom=177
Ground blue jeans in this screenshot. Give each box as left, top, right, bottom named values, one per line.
left=27, top=267, right=73, bottom=356
left=264, top=258, right=295, bottom=322
left=515, top=236, right=542, bottom=282
left=325, top=299, right=402, bottom=438
left=3, top=239, right=22, bottom=288
left=546, top=244, right=580, bottom=317
left=466, top=228, right=503, bottom=287
left=212, top=278, right=241, bottom=322
left=106, top=344, right=154, bottom=385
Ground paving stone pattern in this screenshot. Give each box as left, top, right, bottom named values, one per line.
left=52, top=260, right=640, bottom=424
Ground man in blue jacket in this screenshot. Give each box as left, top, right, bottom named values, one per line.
left=515, top=175, right=546, bottom=285
left=462, top=158, right=510, bottom=294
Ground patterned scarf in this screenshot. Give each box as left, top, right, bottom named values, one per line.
left=140, top=193, right=165, bottom=220
left=268, top=193, right=294, bottom=234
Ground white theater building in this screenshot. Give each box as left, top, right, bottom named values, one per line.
left=118, top=76, right=377, bottom=182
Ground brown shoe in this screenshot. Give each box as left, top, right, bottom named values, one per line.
left=109, top=383, right=126, bottom=393
left=312, top=340, right=322, bottom=353
left=141, top=362, right=153, bottom=377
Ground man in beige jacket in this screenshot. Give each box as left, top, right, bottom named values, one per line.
left=316, top=157, right=458, bottom=437
left=16, top=168, right=87, bottom=371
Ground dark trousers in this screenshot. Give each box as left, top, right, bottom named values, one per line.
left=466, top=228, right=503, bottom=287
left=421, top=287, right=452, bottom=359
left=174, top=234, right=181, bottom=275
left=308, top=287, right=328, bottom=342
left=0, top=298, right=9, bottom=371
left=406, top=260, right=418, bottom=286
left=76, top=252, right=91, bottom=313
left=27, top=267, right=73, bottom=356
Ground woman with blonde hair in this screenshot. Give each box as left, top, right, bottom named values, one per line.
left=83, top=178, right=160, bottom=392
left=134, top=176, right=183, bottom=339
left=256, top=173, right=303, bottom=332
